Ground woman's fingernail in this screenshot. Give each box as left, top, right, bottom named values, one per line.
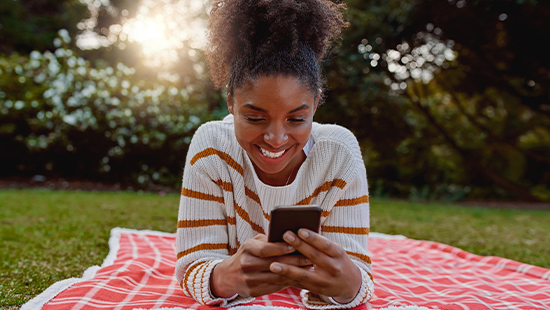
left=299, top=229, right=309, bottom=238
left=271, top=264, right=282, bottom=273
left=284, top=232, right=295, bottom=242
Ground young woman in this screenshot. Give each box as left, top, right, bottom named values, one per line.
left=175, top=0, right=373, bottom=308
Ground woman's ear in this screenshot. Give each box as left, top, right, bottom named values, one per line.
left=312, top=89, right=322, bottom=114
left=227, top=88, right=234, bottom=114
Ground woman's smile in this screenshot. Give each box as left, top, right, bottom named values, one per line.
left=258, top=146, right=287, bottom=159
left=256, top=144, right=294, bottom=164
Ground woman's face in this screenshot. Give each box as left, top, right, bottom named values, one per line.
left=228, top=75, right=319, bottom=185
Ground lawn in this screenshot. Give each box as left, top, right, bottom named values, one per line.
left=1, top=189, right=549, bottom=308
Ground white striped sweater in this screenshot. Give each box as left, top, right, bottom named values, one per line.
left=176, top=116, right=373, bottom=309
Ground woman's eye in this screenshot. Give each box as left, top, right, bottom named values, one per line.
left=288, top=118, right=305, bottom=123
left=245, top=117, right=265, bottom=122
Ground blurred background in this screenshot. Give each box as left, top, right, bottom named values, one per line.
left=0, top=0, right=549, bottom=202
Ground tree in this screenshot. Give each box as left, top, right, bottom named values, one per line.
left=0, top=0, right=87, bottom=54
left=318, top=0, right=550, bottom=201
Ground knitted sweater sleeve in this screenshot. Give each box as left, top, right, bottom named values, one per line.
left=175, top=124, right=253, bottom=307
left=300, top=127, right=374, bottom=309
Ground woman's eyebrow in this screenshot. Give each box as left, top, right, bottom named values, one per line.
left=242, top=103, right=267, bottom=112
left=288, top=104, right=309, bottom=113
left=242, top=103, right=310, bottom=114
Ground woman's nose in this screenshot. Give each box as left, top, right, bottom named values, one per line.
left=264, top=124, right=288, bottom=147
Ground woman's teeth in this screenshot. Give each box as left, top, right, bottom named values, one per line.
left=260, top=147, right=285, bottom=159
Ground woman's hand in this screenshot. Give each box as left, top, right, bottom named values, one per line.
left=210, top=234, right=311, bottom=298
left=269, top=229, right=362, bottom=304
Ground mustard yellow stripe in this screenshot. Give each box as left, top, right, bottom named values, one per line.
left=228, top=239, right=240, bottom=255
left=322, top=226, right=370, bottom=235
left=352, top=253, right=374, bottom=283
left=193, top=262, right=207, bottom=300
left=245, top=187, right=270, bottom=221
left=334, top=195, right=369, bottom=207
left=360, top=282, right=373, bottom=304
left=190, top=148, right=244, bottom=176
left=245, top=186, right=261, bottom=205
left=214, top=179, right=233, bottom=192
left=177, top=243, right=228, bottom=260
left=346, top=251, right=372, bottom=264
left=177, top=219, right=227, bottom=228
left=199, top=261, right=212, bottom=304
left=183, top=261, right=204, bottom=296
left=297, top=179, right=347, bottom=205
left=181, top=188, right=224, bottom=204
left=234, top=201, right=265, bottom=234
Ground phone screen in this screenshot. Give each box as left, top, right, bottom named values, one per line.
left=267, top=205, right=322, bottom=243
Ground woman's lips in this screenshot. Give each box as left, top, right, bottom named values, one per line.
left=260, top=147, right=285, bottom=158
left=256, top=145, right=291, bottom=163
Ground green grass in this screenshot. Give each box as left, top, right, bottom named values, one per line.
left=1, top=189, right=549, bottom=308
left=0, top=189, right=180, bottom=309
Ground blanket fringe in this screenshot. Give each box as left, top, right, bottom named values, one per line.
left=20, top=227, right=135, bottom=310
left=20, top=266, right=100, bottom=310
left=131, top=306, right=434, bottom=310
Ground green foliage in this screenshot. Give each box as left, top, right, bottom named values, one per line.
left=318, top=0, right=550, bottom=201
left=0, top=30, right=223, bottom=187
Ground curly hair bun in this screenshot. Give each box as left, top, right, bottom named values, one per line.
left=206, top=0, right=348, bottom=91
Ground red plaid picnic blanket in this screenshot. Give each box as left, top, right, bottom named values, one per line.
left=22, top=228, right=550, bottom=310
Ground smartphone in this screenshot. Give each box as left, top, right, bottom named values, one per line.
left=268, top=205, right=322, bottom=243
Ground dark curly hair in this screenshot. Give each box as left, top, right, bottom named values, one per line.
left=206, top=0, right=348, bottom=102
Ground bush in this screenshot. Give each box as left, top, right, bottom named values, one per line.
left=0, top=30, right=223, bottom=188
